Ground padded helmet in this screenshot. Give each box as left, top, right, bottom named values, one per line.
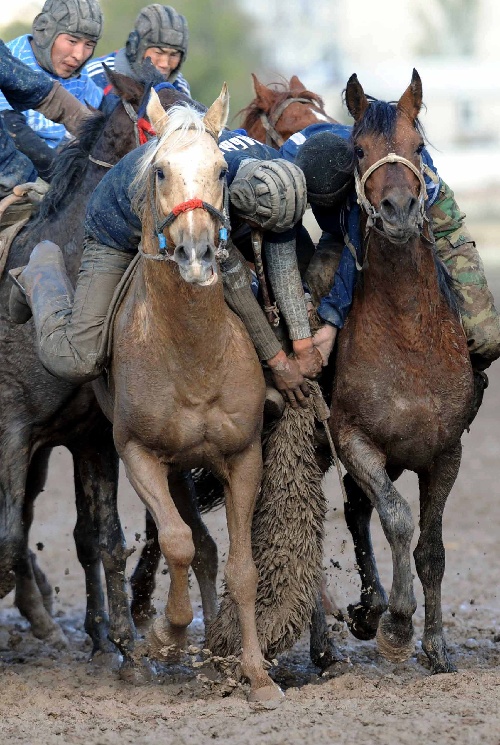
left=125, top=4, right=189, bottom=81
left=295, top=131, right=354, bottom=208
left=32, top=0, right=102, bottom=75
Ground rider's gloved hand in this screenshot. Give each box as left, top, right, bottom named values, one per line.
left=266, top=349, right=310, bottom=409
left=229, top=158, right=307, bottom=232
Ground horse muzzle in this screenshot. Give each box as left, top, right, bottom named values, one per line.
left=173, top=242, right=219, bottom=286
left=379, top=192, right=422, bottom=245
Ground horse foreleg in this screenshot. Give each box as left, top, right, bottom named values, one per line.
left=340, top=434, right=416, bottom=663
left=225, top=444, right=283, bottom=703
left=169, top=470, right=218, bottom=627
left=343, top=472, right=388, bottom=640
left=130, top=509, right=161, bottom=626
left=309, top=591, right=344, bottom=670
left=414, top=444, right=462, bottom=674
left=120, top=441, right=195, bottom=658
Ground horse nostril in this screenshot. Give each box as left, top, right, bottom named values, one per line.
left=175, top=244, right=188, bottom=263
left=202, top=244, right=214, bottom=262
left=380, top=198, right=397, bottom=221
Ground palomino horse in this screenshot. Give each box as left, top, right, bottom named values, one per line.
left=331, top=70, right=474, bottom=673
left=240, top=73, right=336, bottom=145
left=93, top=87, right=283, bottom=703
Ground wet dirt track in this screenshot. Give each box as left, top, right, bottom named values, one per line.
left=1, top=262, right=500, bottom=745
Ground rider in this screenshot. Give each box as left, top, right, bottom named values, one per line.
left=0, top=38, right=92, bottom=201
left=84, top=5, right=190, bottom=96
left=0, top=0, right=103, bottom=182
left=279, top=123, right=500, bottom=398
left=9, top=119, right=322, bottom=407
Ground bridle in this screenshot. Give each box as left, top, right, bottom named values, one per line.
left=346, top=152, right=428, bottom=270
left=88, top=100, right=157, bottom=170
left=139, top=128, right=231, bottom=264
left=259, top=96, right=330, bottom=147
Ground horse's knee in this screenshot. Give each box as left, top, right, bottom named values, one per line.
left=158, top=526, right=195, bottom=569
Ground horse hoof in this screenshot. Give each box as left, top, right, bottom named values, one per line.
left=146, top=617, right=185, bottom=662
left=88, top=649, right=122, bottom=672
left=346, top=603, right=380, bottom=641
left=36, top=625, right=70, bottom=650
left=376, top=615, right=414, bottom=663
left=248, top=683, right=284, bottom=707
left=119, top=657, right=156, bottom=685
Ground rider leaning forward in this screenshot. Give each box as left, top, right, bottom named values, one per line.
left=9, top=95, right=500, bottom=410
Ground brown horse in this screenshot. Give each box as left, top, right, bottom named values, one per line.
left=240, top=73, right=336, bottom=146
left=331, top=70, right=474, bottom=673
left=93, top=87, right=283, bottom=703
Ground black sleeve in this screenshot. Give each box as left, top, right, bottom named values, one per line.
left=0, top=40, right=53, bottom=110
left=0, top=109, right=56, bottom=181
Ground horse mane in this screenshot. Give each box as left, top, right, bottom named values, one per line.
left=238, top=81, right=325, bottom=130
left=132, top=104, right=207, bottom=215
left=34, top=111, right=107, bottom=223
left=348, top=95, right=427, bottom=144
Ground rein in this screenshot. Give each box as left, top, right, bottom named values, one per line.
left=260, top=96, right=327, bottom=147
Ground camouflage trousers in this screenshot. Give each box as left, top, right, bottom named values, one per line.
left=429, top=181, right=500, bottom=370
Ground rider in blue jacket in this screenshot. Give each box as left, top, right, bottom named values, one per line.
left=0, top=38, right=91, bottom=199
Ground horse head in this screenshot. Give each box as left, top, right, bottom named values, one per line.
left=346, top=69, right=427, bottom=245
left=241, top=74, right=334, bottom=146
left=136, top=84, right=230, bottom=285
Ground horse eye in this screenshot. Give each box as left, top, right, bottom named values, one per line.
left=156, top=168, right=165, bottom=180
left=416, top=142, right=424, bottom=155
left=354, top=146, right=364, bottom=159
left=219, top=167, right=228, bottom=181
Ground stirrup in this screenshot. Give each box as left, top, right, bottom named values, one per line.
left=8, top=265, right=32, bottom=324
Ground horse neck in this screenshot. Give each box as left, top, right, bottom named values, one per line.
left=360, top=222, right=441, bottom=318
left=138, top=259, right=230, bottom=364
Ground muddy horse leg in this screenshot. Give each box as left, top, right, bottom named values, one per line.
left=341, top=436, right=416, bottom=663
left=309, top=590, right=344, bottom=670
left=70, top=421, right=143, bottom=679
left=224, top=445, right=283, bottom=702
left=14, top=448, right=68, bottom=646
left=414, top=444, right=462, bottom=674
left=343, top=472, right=389, bottom=640
left=130, top=509, right=161, bottom=625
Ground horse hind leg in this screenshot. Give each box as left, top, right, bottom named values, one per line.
left=15, top=448, right=68, bottom=648
left=343, top=472, right=389, bottom=640
left=130, top=509, right=162, bottom=626
left=414, top=444, right=462, bottom=674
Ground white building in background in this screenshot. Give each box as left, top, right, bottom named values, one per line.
left=241, top=0, right=500, bottom=200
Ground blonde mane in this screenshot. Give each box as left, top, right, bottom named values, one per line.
left=132, top=104, right=208, bottom=211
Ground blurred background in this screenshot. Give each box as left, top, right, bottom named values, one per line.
left=1, top=0, right=498, bottom=250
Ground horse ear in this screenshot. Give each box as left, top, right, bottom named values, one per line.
left=345, top=73, right=369, bottom=122
left=146, top=88, right=169, bottom=136
left=289, top=74, right=306, bottom=93
left=203, top=83, right=230, bottom=138
left=103, top=64, right=145, bottom=105
left=397, top=68, right=423, bottom=121
left=251, top=73, right=275, bottom=109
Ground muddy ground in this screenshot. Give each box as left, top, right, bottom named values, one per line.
left=1, top=257, right=500, bottom=745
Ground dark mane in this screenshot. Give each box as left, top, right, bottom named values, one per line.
left=34, top=110, right=106, bottom=223
left=238, top=82, right=325, bottom=130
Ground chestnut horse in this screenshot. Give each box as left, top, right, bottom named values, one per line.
left=331, top=70, right=474, bottom=673
left=240, top=73, right=336, bottom=146
left=93, top=87, right=283, bottom=703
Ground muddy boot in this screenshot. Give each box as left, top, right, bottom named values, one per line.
left=8, top=239, right=132, bottom=384
left=9, top=241, right=74, bottom=327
